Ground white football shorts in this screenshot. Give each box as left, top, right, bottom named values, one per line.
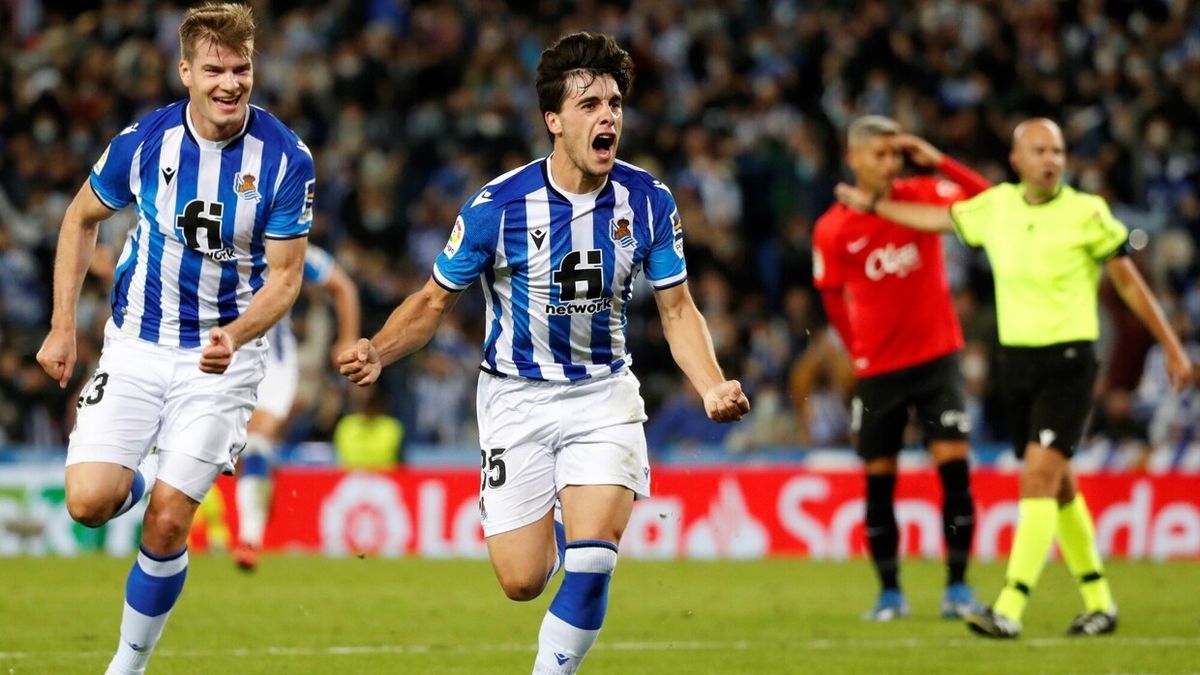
left=475, top=368, right=651, bottom=537
left=254, top=320, right=299, bottom=419
left=67, top=320, right=268, bottom=486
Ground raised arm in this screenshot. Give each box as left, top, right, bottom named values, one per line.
left=892, top=134, right=991, bottom=197
left=201, top=236, right=307, bottom=374
left=834, top=183, right=956, bottom=233
left=338, top=277, right=460, bottom=387
left=1106, top=256, right=1194, bottom=390
left=36, top=182, right=118, bottom=388
left=653, top=282, right=750, bottom=423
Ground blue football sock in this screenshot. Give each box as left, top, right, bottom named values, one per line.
left=534, top=540, right=618, bottom=674
left=106, top=546, right=188, bottom=675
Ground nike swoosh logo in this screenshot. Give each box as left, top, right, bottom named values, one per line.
left=471, top=190, right=493, bottom=208
left=847, top=237, right=869, bottom=253
left=531, top=229, right=546, bottom=250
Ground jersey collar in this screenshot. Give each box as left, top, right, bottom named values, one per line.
left=1018, top=181, right=1065, bottom=205
left=543, top=154, right=610, bottom=204
left=182, top=102, right=254, bottom=151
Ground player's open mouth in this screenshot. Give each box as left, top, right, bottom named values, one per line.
left=592, top=133, right=616, bottom=160
left=213, top=95, right=241, bottom=113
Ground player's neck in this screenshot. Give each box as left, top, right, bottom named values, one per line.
left=186, top=103, right=247, bottom=143
left=548, top=152, right=607, bottom=195
left=854, top=179, right=891, bottom=202
left=1020, top=181, right=1062, bottom=205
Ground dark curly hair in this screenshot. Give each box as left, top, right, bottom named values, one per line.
left=535, top=32, right=634, bottom=138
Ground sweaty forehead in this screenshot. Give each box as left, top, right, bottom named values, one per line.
left=563, top=71, right=620, bottom=101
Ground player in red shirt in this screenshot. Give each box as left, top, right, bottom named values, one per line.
left=813, top=116, right=991, bottom=621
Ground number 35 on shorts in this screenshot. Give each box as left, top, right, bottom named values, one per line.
left=77, top=371, right=110, bottom=409
left=480, top=448, right=507, bottom=490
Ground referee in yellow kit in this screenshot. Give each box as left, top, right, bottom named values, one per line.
left=834, top=118, right=1193, bottom=638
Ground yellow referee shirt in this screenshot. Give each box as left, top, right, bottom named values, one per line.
left=949, top=183, right=1128, bottom=347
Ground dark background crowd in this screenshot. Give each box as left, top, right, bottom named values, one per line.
left=2, top=0, right=1199, bottom=466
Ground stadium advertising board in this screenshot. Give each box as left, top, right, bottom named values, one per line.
left=2, top=466, right=1198, bottom=559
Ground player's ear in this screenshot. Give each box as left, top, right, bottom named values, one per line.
left=178, top=58, right=192, bottom=88
left=545, top=111, right=562, bottom=137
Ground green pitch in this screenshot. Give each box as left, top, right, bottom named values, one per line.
left=2, top=556, right=1198, bottom=674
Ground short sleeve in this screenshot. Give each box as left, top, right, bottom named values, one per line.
left=811, top=212, right=843, bottom=290
left=433, top=194, right=499, bottom=292
left=265, top=143, right=315, bottom=240
left=303, top=245, right=336, bottom=285
left=89, top=123, right=143, bottom=210
left=643, top=183, right=688, bottom=290
left=1083, top=196, right=1129, bottom=260
left=949, top=186, right=1001, bottom=247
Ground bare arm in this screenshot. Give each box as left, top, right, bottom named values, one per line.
left=338, top=277, right=459, bottom=386
left=322, top=264, right=362, bottom=366
left=36, top=182, right=117, bottom=388
left=653, top=282, right=750, bottom=423
left=200, top=237, right=307, bottom=374
left=834, top=183, right=956, bottom=233
left=1106, top=256, right=1194, bottom=390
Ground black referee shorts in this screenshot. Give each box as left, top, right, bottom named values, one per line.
left=998, top=341, right=1098, bottom=459
left=851, top=352, right=969, bottom=461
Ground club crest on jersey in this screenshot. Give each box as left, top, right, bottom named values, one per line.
left=610, top=217, right=635, bottom=248
left=444, top=216, right=465, bottom=258
left=234, top=172, right=262, bottom=202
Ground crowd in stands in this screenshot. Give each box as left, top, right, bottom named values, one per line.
left=2, top=0, right=1199, bottom=465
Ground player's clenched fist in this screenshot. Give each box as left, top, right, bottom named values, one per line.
left=703, top=380, right=751, bottom=423
left=36, top=329, right=77, bottom=389
left=338, top=337, right=381, bottom=386
left=200, top=327, right=235, bottom=374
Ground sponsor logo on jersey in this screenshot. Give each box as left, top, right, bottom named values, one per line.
left=234, top=172, right=262, bottom=202
left=544, top=296, right=614, bottom=316
left=444, top=216, right=465, bottom=258
left=865, top=242, right=921, bottom=280
left=610, top=217, right=635, bottom=248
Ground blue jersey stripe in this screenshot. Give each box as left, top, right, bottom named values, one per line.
left=482, top=264, right=503, bottom=371
left=175, top=141, right=202, bottom=347
left=547, top=195, right=587, bottom=380
left=589, top=184, right=617, bottom=366
left=503, top=200, right=541, bottom=379
left=137, top=135, right=167, bottom=343
left=216, top=144, right=243, bottom=325
left=111, top=219, right=142, bottom=329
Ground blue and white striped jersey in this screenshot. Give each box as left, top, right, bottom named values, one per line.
left=90, top=100, right=314, bottom=347
left=434, top=158, right=687, bottom=382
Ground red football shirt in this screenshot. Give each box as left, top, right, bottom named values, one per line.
left=813, top=160, right=989, bottom=377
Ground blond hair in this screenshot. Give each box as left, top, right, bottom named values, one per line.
left=847, top=115, right=901, bottom=148
left=179, top=2, right=256, bottom=61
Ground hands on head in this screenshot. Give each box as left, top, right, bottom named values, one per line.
left=337, top=337, right=381, bottom=386
left=703, top=380, right=751, bottom=423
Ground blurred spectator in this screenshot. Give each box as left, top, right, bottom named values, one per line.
left=334, top=386, right=405, bottom=470
left=3, top=1, right=1200, bottom=454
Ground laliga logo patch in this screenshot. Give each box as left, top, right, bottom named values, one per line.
left=444, top=216, right=465, bottom=258
left=93, top=144, right=111, bottom=174
left=234, top=172, right=262, bottom=202
left=610, top=217, right=635, bottom=248
left=671, top=210, right=684, bottom=258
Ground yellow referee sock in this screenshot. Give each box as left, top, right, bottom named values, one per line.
left=994, top=498, right=1058, bottom=622
left=1058, top=494, right=1115, bottom=613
